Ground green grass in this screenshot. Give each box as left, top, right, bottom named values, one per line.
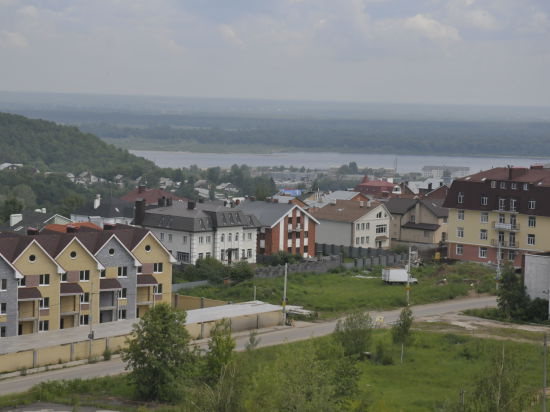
left=183, top=262, right=496, bottom=318
left=1, top=330, right=546, bottom=412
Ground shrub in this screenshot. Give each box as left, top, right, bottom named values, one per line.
left=230, top=261, right=254, bottom=283
left=372, top=340, right=394, bottom=365
left=334, top=311, right=374, bottom=357
left=103, top=347, right=112, bottom=361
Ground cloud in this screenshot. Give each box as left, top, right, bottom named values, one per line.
left=404, top=14, right=461, bottom=42
left=0, top=30, right=28, bottom=48
left=17, top=5, right=38, bottom=18
left=218, top=24, right=243, bottom=46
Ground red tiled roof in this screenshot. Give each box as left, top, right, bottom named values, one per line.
left=121, top=187, right=188, bottom=205
left=44, top=222, right=102, bottom=233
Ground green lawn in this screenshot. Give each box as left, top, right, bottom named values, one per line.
left=183, top=262, right=496, bottom=318
left=1, top=330, right=545, bottom=412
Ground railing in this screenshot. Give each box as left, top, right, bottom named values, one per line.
left=492, top=222, right=520, bottom=231
left=491, top=239, right=518, bottom=248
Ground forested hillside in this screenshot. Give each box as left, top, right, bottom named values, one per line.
left=0, top=112, right=156, bottom=179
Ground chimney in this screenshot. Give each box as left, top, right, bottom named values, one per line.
left=235, top=199, right=240, bottom=205
left=104, top=223, right=116, bottom=230
left=27, top=227, right=39, bottom=236
left=138, top=185, right=146, bottom=194
left=188, top=201, right=196, bottom=210
left=158, top=197, right=166, bottom=207
left=428, top=183, right=433, bottom=191
left=134, top=199, right=146, bottom=226
left=9, top=214, right=23, bottom=227
left=66, top=224, right=79, bottom=233
left=167, top=197, right=173, bottom=206
left=198, top=198, right=204, bottom=203
left=359, top=201, right=364, bottom=208
left=93, top=194, right=101, bottom=209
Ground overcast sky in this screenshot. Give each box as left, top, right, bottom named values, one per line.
left=0, top=0, right=549, bottom=106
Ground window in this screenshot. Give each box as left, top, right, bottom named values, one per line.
left=0, top=326, right=5, bottom=337
left=177, top=252, right=190, bottom=263
left=511, top=183, right=517, bottom=190
left=28, top=254, right=36, bottom=263
left=118, top=288, right=127, bottom=298
left=117, top=266, right=128, bottom=277
left=199, top=236, right=204, bottom=244
left=523, top=183, right=529, bottom=191
left=366, top=223, right=370, bottom=230
left=221, top=234, right=225, bottom=242
left=183, top=235, right=188, bottom=244
left=70, top=251, right=77, bottom=259
left=60, top=273, right=67, bottom=282
left=220, top=249, right=225, bottom=260
left=356, top=237, right=360, bottom=245
left=168, top=234, right=172, bottom=242
left=1, top=302, right=6, bottom=314
left=498, top=198, right=505, bottom=211
left=491, top=181, right=496, bottom=188
left=499, top=213, right=505, bottom=224
left=480, top=229, right=488, bottom=240
left=510, top=199, right=517, bottom=212
left=500, top=181, right=507, bottom=189
left=206, top=252, right=211, bottom=258
left=375, top=224, right=387, bottom=234
left=361, top=223, right=365, bottom=230
left=0, top=279, right=6, bottom=291
left=376, top=211, right=383, bottom=218
left=80, top=292, right=90, bottom=303
left=457, top=227, right=464, bottom=238
left=40, top=297, right=49, bottom=309
left=118, top=309, right=127, bottom=320
left=304, top=231, right=309, bottom=238
left=156, top=283, right=163, bottom=294
left=443, top=217, right=448, bottom=223
left=410, top=215, right=416, bottom=223
left=479, top=247, right=487, bottom=258
left=235, top=233, right=239, bottom=241
left=457, top=209, right=464, bottom=221
left=480, top=212, right=488, bottom=223
left=508, top=250, right=516, bottom=261
left=365, top=236, right=369, bottom=244
left=287, top=247, right=292, bottom=253
left=79, top=270, right=90, bottom=281
left=457, top=192, right=464, bottom=203
left=100, top=269, right=106, bottom=278
left=198, top=253, right=204, bottom=260
left=206, top=236, right=211, bottom=243
left=108, top=248, right=115, bottom=256
left=160, top=233, right=165, bottom=241
left=528, top=234, right=535, bottom=246
left=247, top=249, right=252, bottom=258
left=153, top=262, right=163, bottom=273
left=361, top=236, right=365, bottom=244
left=80, top=314, right=89, bottom=325
left=456, top=244, right=463, bottom=256
left=529, top=216, right=536, bottom=228
left=248, top=232, right=252, bottom=240
left=528, top=200, right=536, bottom=209
left=137, top=266, right=142, bottom=274
left=39, top=320, right=49, bottom=332
left=356, top=223, right=360, bottom=230
left=38, top=275, right=50, bottom=286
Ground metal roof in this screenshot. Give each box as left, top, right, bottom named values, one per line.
left=186, top=301, right=282, bottom=324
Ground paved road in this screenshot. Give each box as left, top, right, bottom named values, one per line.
left=0, top=295, right=496, bottom=396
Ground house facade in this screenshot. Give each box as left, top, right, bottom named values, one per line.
left=136, top=200, right=260, bottom=265
left=0, top=224, right=174, bottom=338
left=444, top=165, right=550, bottom=267
left=309, top=200, right=392, bottom=249
left=236, top=201, right=319, bottom=257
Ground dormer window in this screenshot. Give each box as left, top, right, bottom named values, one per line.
left=457, top=192, right=464, bottom=204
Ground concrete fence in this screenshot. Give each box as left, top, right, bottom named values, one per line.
left=172, top=294, right=228, bottom=311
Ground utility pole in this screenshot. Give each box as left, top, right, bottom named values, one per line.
left=496, top=240, right=502, bottom=291
left=544, top=333, right=548, bottom=412
left=406, top=246, right=411, bottom=306
left=253, top=285, right=257, bottom=301
left=282, top=263, right=288, bottom=325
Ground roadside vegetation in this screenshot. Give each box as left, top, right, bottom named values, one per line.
left=1, top=305, right=546, bottom=412
left=181, top=262, right=496, bottom=318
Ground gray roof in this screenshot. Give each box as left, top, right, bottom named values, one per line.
left=0, top=211, right=70, bottom=233
left=235, top=201, right=295, bottom=227
left=143, top=201, right=261, bottom=232
left=420, top=199, right=448, bottom=218
left=402, top=222, right=440, bottom=231
left=384, top=198, right=417, bottom=215
left=326, top=191, right=361, bottom=201
left=73, top=198, right=134, bottom=219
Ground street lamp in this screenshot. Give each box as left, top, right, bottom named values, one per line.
left=406, top=246, right=418, bottom=307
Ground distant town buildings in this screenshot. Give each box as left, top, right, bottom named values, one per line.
left=422, top=165, right=470, bottom=179
left=355, top=176, right=402, bottom=197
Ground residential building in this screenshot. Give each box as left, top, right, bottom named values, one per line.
left=309, top=200, right=391, bottom=249
left=444, top=165, right=550, bottom=267
left=385, top=198, right=448, bottom=247
left=523, top=253, right=550, bottom=301
left=71, top=195, right=134, bottom=227
left=121, top=185, right=187, bottom=206
left=355, top=176, right=402, bottom=197
left=422, top=165, right=470, bottom=179
left=0, top=224, right=174, bottom=338
left=236, top=201, right=319, bottom=257
left=303, top=190, right=370, bottom=208
left=0, top=210, right=71, bottom=233
left=136, top=200, right=261, bottom=265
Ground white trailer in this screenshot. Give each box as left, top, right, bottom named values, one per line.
left=382, top=268, right=418, bottom=284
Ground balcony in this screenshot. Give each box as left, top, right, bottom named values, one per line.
left=492, top=222, right=520, bottom=231
left=491, top=239, right=519, bottom=249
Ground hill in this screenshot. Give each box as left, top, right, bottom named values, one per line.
left=0, top=112, right=156, bottom=179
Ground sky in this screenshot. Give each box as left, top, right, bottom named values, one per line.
left=0, top=0, right=549, bottom=106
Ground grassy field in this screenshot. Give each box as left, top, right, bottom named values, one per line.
left=0, top=330, right=545, bottom=412
left=183, top=262, right=497, bottom=318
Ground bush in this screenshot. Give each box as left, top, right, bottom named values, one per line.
left=334, top=311, right=374, bottom=357
left=230, top=261, right=254, bottom=283
left=103, top=347, right=112, bottom=361
left=184, top=257, right=229, bottom=284
left=372, top=340, right=394, bottom=365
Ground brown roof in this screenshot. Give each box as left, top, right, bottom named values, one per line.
left=121, top=187, right=188, bottom=206
left=310, top=200, right=382, bottom=223
left=18, top=287, right=42, bottom=300
left=44, top=222, right=102, bottom=233
left=137, top=274, right=158, bottom=285
left=100, top=278, right=122, bottom=290
left=455, top=166, right=550, bottom=186
left=60, top=283, right=84, bottom=295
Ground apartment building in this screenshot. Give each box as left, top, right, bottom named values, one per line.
left=444, top=165, right=550, bottom=267
left=310, top=200, right=391, bottom=249
left=136, top=200, right=261, bottom=265
left=0, top=224, right=174, bottom=338
left=236, top=200, right=319, bottom=257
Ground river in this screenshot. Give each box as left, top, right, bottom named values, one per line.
left=130, top=150, right=549, bottom=174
